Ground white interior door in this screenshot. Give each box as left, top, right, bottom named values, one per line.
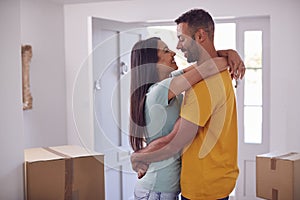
left=91, top=17, right=147, bottom=200
left=119, top=31, right=145, bottom=200
left=234, top=17, right=270, bottom=200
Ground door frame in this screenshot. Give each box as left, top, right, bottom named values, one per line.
left=215, top=16, right=270, bottom=200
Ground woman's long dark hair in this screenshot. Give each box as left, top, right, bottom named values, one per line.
left=130, top=37, right=161, bottom=151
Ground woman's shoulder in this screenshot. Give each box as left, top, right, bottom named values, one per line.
left=147, top=78, right=172, bottom=94
left=146, top=78, right=173, bottom=106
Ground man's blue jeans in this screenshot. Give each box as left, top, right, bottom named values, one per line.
left=181, top=195, right=229, bottom=200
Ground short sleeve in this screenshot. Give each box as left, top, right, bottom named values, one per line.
left=170, top=69, right=184, bottom=77
left=146, top=78, right=172, bottom=107
left=180, top=81, right=212, bottom=127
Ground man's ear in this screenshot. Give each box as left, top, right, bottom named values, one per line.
left=195, top=28, right=207, bottom=43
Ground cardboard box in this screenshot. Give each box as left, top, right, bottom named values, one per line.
left=256, top=152, right=300, bottom=200
left=24, top=145, right=105, bottom=200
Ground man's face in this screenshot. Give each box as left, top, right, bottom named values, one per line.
left=176, top=23, right=200, bottom=63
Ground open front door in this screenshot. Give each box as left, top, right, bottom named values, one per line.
left=90, top=18, right=192, bottom=200
left=91, top=17, right=147, bottom=200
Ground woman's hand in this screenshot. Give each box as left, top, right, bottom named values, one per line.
left=227, top=50, right=246, bottom=80
left=217, top=49, right=246, bottom=80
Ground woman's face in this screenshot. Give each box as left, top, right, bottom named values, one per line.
left=157, top=40, right=178, bottom=73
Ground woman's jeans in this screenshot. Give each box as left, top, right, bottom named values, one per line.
left=134, top=184, right=179, bottom=200
left=181, top=194, right=229, bottom=200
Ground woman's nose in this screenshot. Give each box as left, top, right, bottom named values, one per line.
left=171, top=50, right=176, bottom=56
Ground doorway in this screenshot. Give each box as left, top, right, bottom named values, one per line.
left=90, top=16, right=270, bottom=200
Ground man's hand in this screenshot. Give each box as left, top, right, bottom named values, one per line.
left=130, top=118, right=198, bottom=180
left=130, top=119, right=181, bottom=179
left=131, top=154, right=149, bottom=179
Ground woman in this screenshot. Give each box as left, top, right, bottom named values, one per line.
left=130, top=37, right=242, bottom=200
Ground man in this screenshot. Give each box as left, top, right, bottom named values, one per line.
left=131, top=9, right=244, bottom=200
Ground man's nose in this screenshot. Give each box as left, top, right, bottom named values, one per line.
left=176, top=41, right=182, bottom=50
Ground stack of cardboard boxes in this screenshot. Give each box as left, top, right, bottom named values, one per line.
left=24, top=145, right=105, bottom=200
left=256, top=152, right=300, bottom=200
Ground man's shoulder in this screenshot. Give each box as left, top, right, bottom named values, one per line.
left=185, top=70, right=232, bottom=96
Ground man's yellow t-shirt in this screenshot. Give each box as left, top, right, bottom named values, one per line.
left=180, top=71, right=239, bottom=200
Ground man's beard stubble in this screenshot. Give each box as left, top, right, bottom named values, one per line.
left=186, top=39, right=200, bottom=63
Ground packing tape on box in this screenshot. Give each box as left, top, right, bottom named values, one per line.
left=272, top=188, right=278, bottom=200
left=43, top=147, right=74, bottom=200
left=270, top=152, right=297, bottom=170
left=270, top=153, right=297, bottom=200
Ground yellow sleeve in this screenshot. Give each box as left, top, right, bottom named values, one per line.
left=180, top=80, right=212, bottom=127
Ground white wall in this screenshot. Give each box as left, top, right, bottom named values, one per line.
left=275, top=1, right=300, bottom=152
left=64, top=5, right=95, bottom=148
left=0, top=0, right=68, bottom=198
left=64, top=0, right=300, bottom=152
left=21, top=0, right=67, bottom=148
left=0, top=0, right=25, bottom=199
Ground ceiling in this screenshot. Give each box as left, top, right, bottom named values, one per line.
left=50, top=0, right=131, bottom=4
